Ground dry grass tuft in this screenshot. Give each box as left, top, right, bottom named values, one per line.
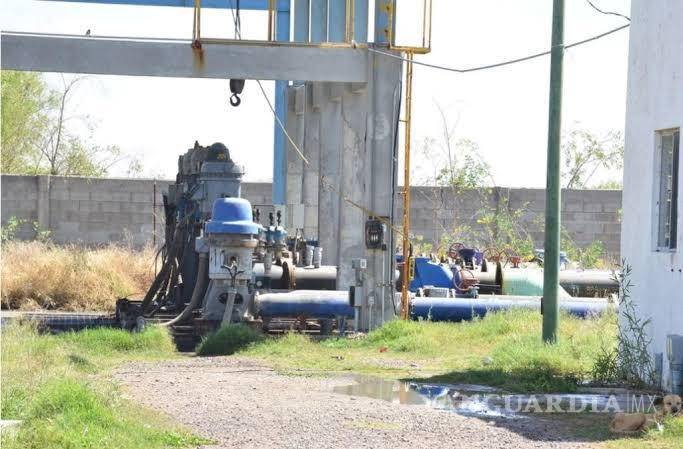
left=1, top=241, right=155, bottom=311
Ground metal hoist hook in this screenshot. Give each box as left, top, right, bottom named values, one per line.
left=229, top=79, right=245, bottom=107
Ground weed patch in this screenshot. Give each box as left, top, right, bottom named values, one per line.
left=1, top=324, right=207, bottom=449
left=196, top=324, right=264, bottom=356
left=1, top=241, right=155, bottom=311
left=239, top=309, right=616, bottom=393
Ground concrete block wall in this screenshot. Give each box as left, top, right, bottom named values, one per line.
left=404, top=186, right=622, bottom=256
left=0, top=175, right=272, bottom=246
left=1, top=175, right=621, bottom=254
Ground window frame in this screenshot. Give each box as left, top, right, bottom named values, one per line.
left=653, top=128, right=680, bottom=252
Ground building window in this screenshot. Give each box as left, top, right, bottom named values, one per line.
left=655, top=129, right=680, bottom=251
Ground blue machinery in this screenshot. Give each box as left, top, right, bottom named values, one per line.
left=111, top=143, right=610, bottom=339
left=2, top=1, right=612, bottom=336
left=1, top=0, right=433, bottom=331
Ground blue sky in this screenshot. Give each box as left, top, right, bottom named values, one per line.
left=1, top=0, right=631, bottom=186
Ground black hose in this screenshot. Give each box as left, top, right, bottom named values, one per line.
left=160, top=253, right=209, bottom=327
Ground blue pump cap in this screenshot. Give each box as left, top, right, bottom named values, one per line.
left=205, top=197, right=261, bottom=235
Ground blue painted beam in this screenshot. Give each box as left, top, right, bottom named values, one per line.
left=272, top=4, right=290, bottom=205
left=46, top=0, right=290, bottom=10
left=293, top=0, right=309, bottom=42
left=310, top=0, right=327, bottom=42
left=374, top=0, right=394, bottom=44
left=354, top=0, right=369, bottom=43
left=328, top=0, right=346, bottom=42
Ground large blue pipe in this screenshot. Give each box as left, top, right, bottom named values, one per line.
left=255, top=292, right=608, bottom=323
left=411, top=296, right=610, bottom=322
left=256, top=290, right=354, bottom=319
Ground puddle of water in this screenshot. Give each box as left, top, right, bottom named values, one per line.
left=333, top=375, right=514, bottom=417
left=333, top=375, right=642, bottom=419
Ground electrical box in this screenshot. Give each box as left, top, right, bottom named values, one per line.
left=365, top=217, right=387, bottom=250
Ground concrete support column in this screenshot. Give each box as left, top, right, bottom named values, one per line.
left=364, top=51, right=403, bottom=328
left=337, top=83, right=368, bottom=291
left=317, top=82, right=343, bottom=266
left=285, top=85, right=306, bottom=232
left=36, top=175, right=51, bottom=230
left=302, top=83, right=321, bottom=239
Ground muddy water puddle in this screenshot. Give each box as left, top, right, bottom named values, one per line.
left=333, top=376, right=639, bottom=419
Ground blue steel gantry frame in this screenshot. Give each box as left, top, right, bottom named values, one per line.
left=44, top=0, right=378, bottom=205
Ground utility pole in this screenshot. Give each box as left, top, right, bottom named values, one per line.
left=542, top=0, right=565, bottom=343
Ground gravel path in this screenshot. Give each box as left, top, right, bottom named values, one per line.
left=115, top=357, right=602, bottom=449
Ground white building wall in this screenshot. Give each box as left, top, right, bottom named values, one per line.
left=623, top=0, right=683, bottom=391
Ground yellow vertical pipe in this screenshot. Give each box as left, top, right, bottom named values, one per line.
left=400, top=51, right=414, bottom=320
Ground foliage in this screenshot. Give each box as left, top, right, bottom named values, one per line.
left=0, top=71, right=139, bottom=177
left=196, top=324, right=264, bottom=356
left=1, top=216, right=26, bottom=243
left=1, top=241, right=156, bottom=311
left=416, top=105, right=493, bottom=190
left=1, top=324, right=207, bottom=449
left=562, top=128, right=624, bottom=189
left=592, top=179, right=623, bottom=190
left=1, top=71, right=51, bottom=174
left=562, top=230, right=607, bottom=269
left=242, top=308, right=616, bottom=393
left=590, top=263, right=657, bottom=388
left=613, top=263, right=657, bottom=387
left=433, top=138, right=493, bottom=189
left=0, top=217, right=51, bottom=244
left=475, top=200, right=536, bottom=259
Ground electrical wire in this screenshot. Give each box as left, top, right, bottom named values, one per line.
left=367, top=24, right=629, bottom=73
left=585, top=0, right=630, bottom=22
left=221, top=1, right=408, bottom=240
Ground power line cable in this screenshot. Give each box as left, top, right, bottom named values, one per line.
left=368, top=24, right=629, bottom=73
left=585, top=0, right=630, bottom=22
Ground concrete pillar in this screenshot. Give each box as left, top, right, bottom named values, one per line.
left=318, top=82, right=343, bottom=266
left=364, top=51, right=403, bottom=328
left=36, top=175, right=51, bottom=230
left=302, top=83, right=321, bottom=239
left=337, top=83, right=368, bottom=291
left=286, top=85, right=306, bottom=232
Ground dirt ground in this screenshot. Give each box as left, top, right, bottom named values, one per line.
left=115, top=357, right=609, bottom=449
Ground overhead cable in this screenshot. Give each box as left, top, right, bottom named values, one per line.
left=585, top=0, right=631, bottom=22
left=367, top=24, right=629, bottom=73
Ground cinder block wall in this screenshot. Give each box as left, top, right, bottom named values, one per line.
left=0, top=175, right=272, bottom=247
left=403, top=186, right=622, bottom=256
left=1, top=175, right=621, bottom=254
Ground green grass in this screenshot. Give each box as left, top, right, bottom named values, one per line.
left=196, top=324, right=264, bottom=356
left=1, top=324, right=209, bottom=449
left=217, top=308, right=617, bottom=393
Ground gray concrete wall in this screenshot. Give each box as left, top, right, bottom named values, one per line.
left=405, top=186, right=622, bottom=256
left=1, top=175, right=621, bottom=254
left=0, top=175, right=272, bottom=246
